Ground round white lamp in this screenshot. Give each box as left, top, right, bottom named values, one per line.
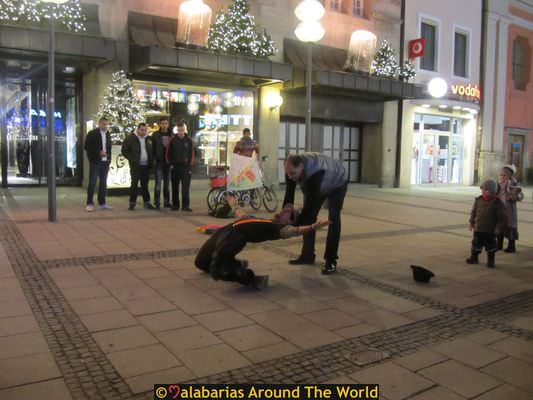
left=295, top=0, right=325, bottom=22
left=295, top=21, right=326, bottom=43
left=428, top=78, right=448, bottom=98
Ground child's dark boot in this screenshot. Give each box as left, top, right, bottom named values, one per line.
left=504, top=240, right=516, bottom=253
left=466, top=252, right=479, bottom=264
left=487, top=252, right=495, bottom=268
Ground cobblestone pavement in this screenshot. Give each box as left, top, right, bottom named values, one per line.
left=0, top=185, right=532, bottom=400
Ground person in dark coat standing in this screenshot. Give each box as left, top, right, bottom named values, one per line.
left=166, top=120, right=195, bottom=211
left=467, top=179, right=506, bottom=268
left=121, top=123, right=156, bottom=211
left=84, top=117, right=113, bottom=212
left=283, top=153, right=348, bottom=274
left=151, top=117, right=172, bottom=209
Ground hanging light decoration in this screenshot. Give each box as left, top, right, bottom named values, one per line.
left=187, top=102, right=199, bottom=115
left=344, top=30, right=377, bottom=73
left=177, top=0, right=212, bottom=46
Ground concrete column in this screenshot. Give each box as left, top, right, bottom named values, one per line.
left=479, top=14, right=510, bottom=182
left=257, top=84, right=282, bottom=189
left=360, top=101, right=398, bottom=187
left=400, top=101, right=415, bottom=188
left=492, top=17, right=510, bottom=155
left=481, top=14, right=498, bottom=153
left=380, top=101, right=399, bottom=188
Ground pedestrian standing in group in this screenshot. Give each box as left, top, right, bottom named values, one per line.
left=233, top=128, right=259, bottom=158
left=84, top=117, right=113, bottom=212
left=152, top=117, right=172, bottom=209
left=466, top=179, right=506, bottom=268
left=283, top=153, right=348, bottom=274
left=121, top=123, right=156, bottom=211
left=166, top=120, right=194, bottom=212
left=497, top=165, right=521, bottom=253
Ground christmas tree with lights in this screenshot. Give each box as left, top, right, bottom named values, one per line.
left=399, top=60, right=416, bottom=82
left=371, top=40, right=400, bottom=79
left=97, top=71, right=144, bottom=144
left=0, top=0, right=86, bottom=32
left=207, top=0, right=277, bottom=58
left=0, top=0, right=18, bottom=21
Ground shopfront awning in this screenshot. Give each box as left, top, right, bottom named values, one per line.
left=128, top=11, right=177, bottom=48
left=0, top=24, right=116, bottom=68
left=128, top=11, right=293, bottom=86
left=130, top=46, right=293, bottom=86
left=284, top=38, right=423, bottom=100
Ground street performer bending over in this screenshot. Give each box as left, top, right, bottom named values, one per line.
left=195, top=195, right=329, bottom=290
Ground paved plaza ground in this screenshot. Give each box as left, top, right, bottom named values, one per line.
left=0, top=183, right=532, bottom=400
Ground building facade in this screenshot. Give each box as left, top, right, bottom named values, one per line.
left=400, top=0, right=483, bottom=187
left=1, top=0, right=422, bottom=190
left=481, top=0, right=532, bottom=183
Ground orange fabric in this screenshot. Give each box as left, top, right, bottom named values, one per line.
left=232, top=218, right=272, bottom=227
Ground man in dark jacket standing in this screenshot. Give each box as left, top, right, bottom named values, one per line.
left=283, top=153, right=348, bottom=274
left=151, top=117, right=172, bottom=209
left=166, top=120, right=195, bottom=211
left=121, top=123, right=156, bottom=211
left=84, top=117, right=113, bottom=212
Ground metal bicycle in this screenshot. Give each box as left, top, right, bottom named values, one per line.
left=206, top=156, right=279, bottom=213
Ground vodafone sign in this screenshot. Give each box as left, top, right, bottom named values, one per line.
left=408, top=38, right=426, bottom=59
left=451, top=84, right=481, bottom=101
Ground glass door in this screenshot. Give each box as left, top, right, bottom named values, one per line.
left=278, top=120, right=306, bottom=183
left=1, top=58, right=82, bottom=186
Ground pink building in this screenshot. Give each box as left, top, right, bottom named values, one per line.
left=504, top=4, right=533, bottom=182
left=481, top=0, right=533, bottom=183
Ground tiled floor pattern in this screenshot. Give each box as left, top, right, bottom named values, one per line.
left=1, top=185, right=532, bottom=400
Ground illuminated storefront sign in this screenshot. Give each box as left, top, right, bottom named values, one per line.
left=450, top=84, right=481, bottom=100
left=136, top=89, right=253, bottom=108
left=428, top=78, right=481, bottom=102
left=30, top=109, right=62, bottom=118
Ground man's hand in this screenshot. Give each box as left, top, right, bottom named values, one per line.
left=312, top=220, right=330, bottom=230
left=469, top=224, right=474, bottom=231
left=99, top=150, right=107, bottom=157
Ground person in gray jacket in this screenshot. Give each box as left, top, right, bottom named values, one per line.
left=283, top=153, right=348, bottom=274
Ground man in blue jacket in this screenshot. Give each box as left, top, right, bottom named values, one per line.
left=283, top=153, right=348, bottom=274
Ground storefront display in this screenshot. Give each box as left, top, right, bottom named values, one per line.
left=134, top=81, right=254, bottom=177
left=411, top=113, right=470, bottom=185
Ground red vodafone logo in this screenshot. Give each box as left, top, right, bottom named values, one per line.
left=408, top=38, right=426, bottom=59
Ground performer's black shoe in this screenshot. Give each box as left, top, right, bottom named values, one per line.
left=289, top=256, right=315, bottom=265
left=251, top=275, right=269, bottom=290
left=322, top=261, right=337, bottom=275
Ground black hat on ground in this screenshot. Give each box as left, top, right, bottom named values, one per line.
left=410, top=265, right=435, bottom=283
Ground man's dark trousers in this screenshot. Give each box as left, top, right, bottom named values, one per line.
left=129, top=165, right=151, bottom=205
left=301, top=183, right=347, bottom=262
left=87, top=160, right=109, bottom=205
left=171, top=164, right=191, bottom=209
left=154, top=161, right=170, bottom=207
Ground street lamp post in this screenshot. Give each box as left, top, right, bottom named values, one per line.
left=294, top=0, right=325, bottom=140
left=42, top=0, right=69, bottom=222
